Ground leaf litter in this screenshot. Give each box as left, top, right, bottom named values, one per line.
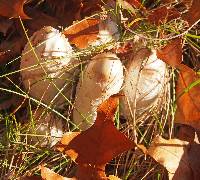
left=0, top=0, right=199, bottom=179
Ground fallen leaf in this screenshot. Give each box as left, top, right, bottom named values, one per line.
left=63, top=18, right=99, bottom=48
left=57, top=95, right=134, bottom=179
left=108, top=175, right=121, bottom=180
left=56, top=132, right=80, bottom=161
left=175, top=64, right=200, bottom=130
left=187, top=143, right=200, bottom=178
left=177, top=124, right=195, bottom=142
left=77, top=0, right=103, bottom=18
left=0, top=94, right=23, bottom=110
left=147, top=136, right=200, bottom=180
left=156, top=38, right=182, bottom=67
left=181, top=0, right=193, bottom=9
left=125, top=0, right=146, bottom=11
left=76, top=164, right=107, bottom=179
left=0, top=0, right=29, bottom=19
left=182, top=0, right=200, bottom=26
left=0, top=35, right=26, bottom=64
left=0, top=17, right=13, bottom=36
left=24, top=7, right=59, bottom=33
left=147, top=6, right=180, bottom=25
left=19, top=175, right=42, bottom=180
left=40, top=166, right=74, bottom=180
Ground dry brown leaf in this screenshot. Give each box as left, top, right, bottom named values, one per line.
left=177, top=125, right=195, bottom=143
left=19, top=176, right=42, bottom=180
left=147, top=6, right=180, bottom=25
left=57, top=95, right=134, bottom=179
left=156, top=38, right=182, bottom=67
left=175, top=64, right=200, bottom=130
left=0, top=0, right=29, bottom=19
left=108, top=175, right=121, bottom=180
left=125, top=0, right=146, bottom=10
left=0, top=18, right=13, bottom=36
left=40, top=166, right=75, bottom=180
left=24, top=7, right=59, bottom=33
left=0, top=35, right=26, bottom=64
left=182, top=0, right=200, bottom=26
left=63, top=18, right=99, bottom=48
left=0, top=95, right=23, bottom=111
left=46, top=0, right=102, bottom=26
left=148, top=136, right=200, bottom=180
left=76, top=164, right=107, bottom=179
left=148, top=136, right=190, bottom=180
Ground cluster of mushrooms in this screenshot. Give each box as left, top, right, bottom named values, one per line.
left=20, top=19, right=167, bottom=146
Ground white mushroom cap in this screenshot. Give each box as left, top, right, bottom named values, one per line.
left=121, top=49, right=167, bottom=119
left=73, top=53, right=124, bottom=130
left=20, top=26, right=76, bottom=106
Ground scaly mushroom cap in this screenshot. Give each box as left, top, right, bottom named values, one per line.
left=121, top=49, right=167, bottom=120
left=20, top=26, right=76, bottom=106
left=73, top=53, right=124, bottom=130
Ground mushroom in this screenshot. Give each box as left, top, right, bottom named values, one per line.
left=121, top=48, right=167, bottom=120
left=20, top=26, right=76, bottom=107
left=73, top=53, right=124, bottom=130
left=26, top=108, right=63, bottom=147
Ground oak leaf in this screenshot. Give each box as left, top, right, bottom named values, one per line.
left=0, top=0, right=29, bottom=19
left=148, top=136, right=200, bottom=180
left=63, top=18, right=99, bottom=49
left=175, top=64, right=200, bottom=130
left=157, top=38, right=182, bottom=67
left=56, top=95, right=134, bottom=179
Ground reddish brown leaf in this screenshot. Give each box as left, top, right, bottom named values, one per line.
left=56, top=132, right=80, bottom=161
left=175, top=64, right=200, bottom=130
left=147, top=136, right=200, bottom=180
left=125, top=0, right=146, bottom=10
left=148, top=6, right=180, bottom=25
left=156, top=38, right=182, bottom=67
left=19, top=176, right=42, bottom=180
left=63, top=18, right=99, bottom=49
left=76, top=164, right=107, bottom=179
left=182, top=0, right=200, bottom=26
left=0, top=17, right=13, bottom=36
left=0, top=35, right=26, bottom=64
left=0, top=0, right=29, bottom=19
left=24, top=7, right=59, bottom=33
left=57, top=95, right=134, bottom=179
left=177, top=125, right=195, bottom=143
